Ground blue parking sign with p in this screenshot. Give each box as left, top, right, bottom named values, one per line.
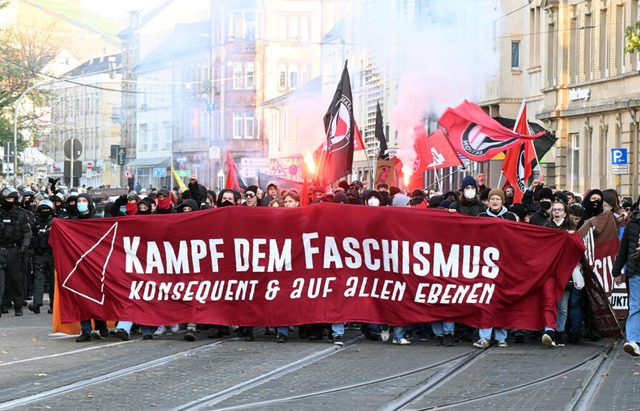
left=611, top=148, right=627, bottom=165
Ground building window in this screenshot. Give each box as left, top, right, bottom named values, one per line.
left=547, top=22, right=557, bottom=87
left=245, top=112, right=254, bottom=139
left=279, top=65, right=286, bottom=88
left=289, top=16, right=299, bottom=41
left=618, top=4, right=626, bottom=73
left=569, top=133, right=579, bottom=192
left=140, top=124, right=148, bottom=151
left=233, top=113, right=243, bottom=139
left=511, top=41, right=520, bottom=69
left=300, top=16, right=310, bottom=42
left=289, top=64, right=298, bottom=89
left=529, top=6, right=541, bottom=68
left=162, top=122, right=172, bottom=150
left=151, top=126, right=158, bottom=151
left=599, top=8, right=608, bottom=78
left=570, top=17, right=578, bottom=83
left=233, top=62, right=243, bottom=89
left=584, top=13, right=593, bottom=80
left=246, top=62, right=255, bottom=89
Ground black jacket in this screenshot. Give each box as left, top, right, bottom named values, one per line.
left=613, top=211, right=640, bottom=278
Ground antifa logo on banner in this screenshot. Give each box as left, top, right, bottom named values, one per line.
left=327, top=97, right=352, bottom=153
left=462, top=123, right=518, bottom=157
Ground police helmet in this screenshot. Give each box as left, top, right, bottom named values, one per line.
left=1, top=187, right=19, bottom=200
left=37, top=199, right=55, bottom=212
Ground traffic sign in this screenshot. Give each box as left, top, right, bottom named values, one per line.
left=176, top=157, right=187, bottom=163
left=273, top=164, right=286, bottom=177
left=612, top=164, right=629, bottom=175
left=611, top=148, right=628, bottom=165
left=64, top=138, right=82, bottom=160
left=123, top=168, right=133, bottom=179
left=175, top=169, right=191, bottom=177
left=153, top=168, right=167, bottom=177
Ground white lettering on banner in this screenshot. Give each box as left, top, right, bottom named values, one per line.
left=290, top=277, right=336, bottom=299
left=129, top=280, right=259, bottom=303
left=123, top=236, right=226, bottom=274
left=414, top=282, right=495, bottom=304
left=343, top=277, right=406, bottom=301
left=302, top=235, right=500, bottom=278
left=123, top=234, right=501, bottom=279
left=234, top=238, right=292, bottom=272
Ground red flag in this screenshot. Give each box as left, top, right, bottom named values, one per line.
left=316, top=62, right=355, bottom=185
left=502, top=101, right=536, bottom=204
left=412, top=127, right=463, bottom=178
left=224, top=150, right=246, bottom=192
left=353, top=120, right=365, bottom=151
left=439, top=100, right=545, bottom=162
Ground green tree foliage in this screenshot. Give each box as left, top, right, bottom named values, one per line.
left=625, top=22, right=640, bottom=54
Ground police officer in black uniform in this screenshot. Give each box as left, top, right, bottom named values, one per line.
left=28, top=199, right=56, bottom=314
left=0, top=187, right=32, bottom=317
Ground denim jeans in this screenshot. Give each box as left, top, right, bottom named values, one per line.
left=392, top=326, right=406, bottom=341
left=569, top=288, right=584, bottom=332
left=116, top=321, right=156, bottom=336
left=627, top=275, right=640, bottom=342
left=331, top=323, right=344, bottom=337
left=431, top=321, right=455, bottom=337
left=556, top=290, right=571, bottom=332
left=276, top=326, right=289, bottom=336
left=479, top=327, right=507, bottom=342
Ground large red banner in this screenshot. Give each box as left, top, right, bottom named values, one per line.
left=50, top=204, right=585, bottom=329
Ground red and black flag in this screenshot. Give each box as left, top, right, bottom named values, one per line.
left=224, top=149, right=246, bottom=192
left=316, top=62, right=355, bottom=186
left=375, top=102, right=389, bottom=160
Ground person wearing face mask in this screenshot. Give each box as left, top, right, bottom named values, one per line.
left=0, top=188, right=32, bottom=318
left=109, top=193, right=140, bottom=217
left=153, top=188, right=175, bottom=214
left=529, top=188, right=554, bottom=226
left=29, top=200, right=56, bottom=315
left=71, top=194, right=109, bottom=342
left=448, top=176, right=486, bottom=216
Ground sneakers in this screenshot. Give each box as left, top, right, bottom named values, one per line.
left=542, top=331, right=556, bottom=348
left=497, top=340, right=508, bottom=348
left=184, top=329, right=196, bottom=342
left=333, top=335, right=344, bottom=346
left=116, top=329, right=130, bottom=341
left=276, top=333, right=288, bottom=343
left=392, top=338, right=411, bottom=345
left=433, top=336, right=444, bottom=346
left=142, top=335, right=153, bottom=340
left=14, top=309, right=23, bottom=317
left=244, top=331, right=255, bottom=342
left=27, top=303, right=40, bottom=314
left=444, top=334, right=454, bottom=347
left=473, top=338, right=489, bottom=349
left=154, top=326, right=167, bottom=336
left=380, top=329, right=390, bottom=342
left=169, top=324, right=180, bottom=334
left=624, top=341, right=640, bottom=357
left=76, top=332, right=91, bottom=343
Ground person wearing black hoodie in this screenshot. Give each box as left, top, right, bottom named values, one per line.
left=448, top=176, right=486, bottom=216
left=154, top=188, right=175, bottom=214
left=529, top=187, right=554, bottom=226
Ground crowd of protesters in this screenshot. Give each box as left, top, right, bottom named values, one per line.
left=1, top=173, right=639, bottom=358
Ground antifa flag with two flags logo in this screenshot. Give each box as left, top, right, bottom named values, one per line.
left=501, top=101, right=536, bottom=204
left=439, top=100, right=546, bottom=162
left=316, top=62, right=355, bottom=186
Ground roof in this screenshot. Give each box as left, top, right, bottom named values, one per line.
left=64, top=53, right=122, bottom=77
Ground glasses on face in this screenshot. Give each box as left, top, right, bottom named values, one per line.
left=552, top=208, right=564, bottom=212
left=245, top=193, right=255, bottom=199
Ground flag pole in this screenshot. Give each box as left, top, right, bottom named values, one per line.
left=531, top=139, right=543, bottom=180
left=423, top=161, right=474, bottom=191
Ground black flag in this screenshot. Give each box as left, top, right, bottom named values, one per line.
left=494, top=116, right=557, bottom=167
left=375, top=102, right=389, bottom=160
left=316, top=62, right=355, bottom=185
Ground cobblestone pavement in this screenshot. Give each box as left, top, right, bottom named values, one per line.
left=1, top=311, right=638, bottom=411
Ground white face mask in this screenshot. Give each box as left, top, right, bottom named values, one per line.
left=464, top=189, right=476, bottom=200
left=367, top=197, right=381, bottom=207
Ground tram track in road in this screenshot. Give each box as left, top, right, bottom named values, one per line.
left=199, top=345, right=486, bottom=411
left=391, top=340, right=619, bottom=410
left=0, top=337, right=229, bottom=411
